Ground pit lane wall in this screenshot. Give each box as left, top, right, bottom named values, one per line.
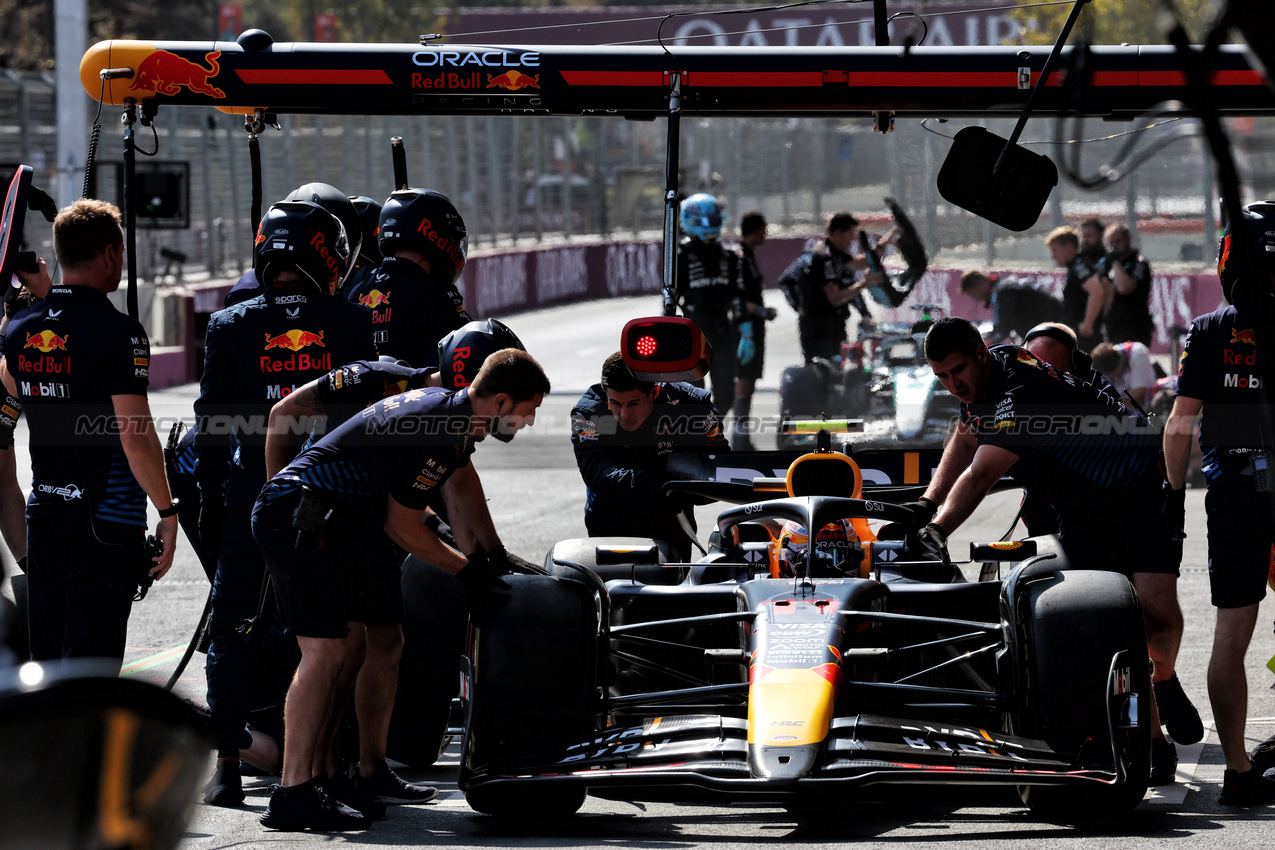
left=156, top=237, right=1222, bottom=389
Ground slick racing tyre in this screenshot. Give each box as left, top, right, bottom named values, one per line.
left=544, top=537, right=675, bottom=585
left=1014, top=569, right=1151, bottom=818
left=461, top=574, right=597, bottom=817
left=386, top=556, right=469, bottom=767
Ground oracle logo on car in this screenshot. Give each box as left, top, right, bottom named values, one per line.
left=411, top=50, right=540, bottom=69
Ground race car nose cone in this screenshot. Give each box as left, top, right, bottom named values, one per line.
left=750, top=744, right=818, bottom=781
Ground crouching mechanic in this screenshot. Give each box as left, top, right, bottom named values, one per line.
left=908, top=318, right=1200, bottom=785
left=252, top=350, right=550, bottom=831
left=572, top=352, right=730, bottom=561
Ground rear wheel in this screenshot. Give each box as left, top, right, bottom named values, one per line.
left=1015, top=569, right=1151, bottom=818
left=461, top=574, right=598, bottom=817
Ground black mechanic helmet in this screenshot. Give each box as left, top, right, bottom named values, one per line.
left=378, top=188, right=468, bottom=284
left=1218, top=200, right=1275, bottom=305
left=253, top=200, right=350, bottom=295
left=349, top=195, right=384, bottom=265
left=285, top=182, right=362, bottom=282
left=438, top=318, right=525, bottom=390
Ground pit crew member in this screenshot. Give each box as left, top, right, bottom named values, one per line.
left=252, top=350, right=550, bottom=831
left=347, top=188, right=470, bottom=369
left=1100, top=222, right=1155, bottom=348
left=1048, top=226, right=1109, bottom=353
left=959, top=270, right=1062, bottom=343
left=1164, top=202, right=1275, bottom=805
left=1, top=199, right=178, bottom=666
left=341, top=195, right=383, bottom=298
left=915, top=317, right=1200, bottom=784
left=1092, top=340, right=1157, bottom=409
left=572, top=352, right=730, bottom=561
left=676, top=193, right=743, bottom=414
left=732, top=210, right=778, bottom=451
left=196, top=200, right=376, bottom=808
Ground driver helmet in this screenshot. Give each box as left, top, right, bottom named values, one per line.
left=680, top=193, right=725, bottom=241
left=777, top=518, right=861, bottom=577
left=253, top=200, right=350, bottom=295
left=378, top=188, right=468, bottom=284
left=284, top=183, right=362, bottom=284
left=437, top=318, right=526, bottom=389
left=1218, top=200, right=1275, bottom=305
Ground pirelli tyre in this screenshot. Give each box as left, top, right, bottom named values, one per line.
left=1014, top=569, right=1151, bottom=818
left=544, top=537, right=677, bottom=585
left=461, top=573, right=598, bottom=818
left=386, top=556, right=469, bottom=767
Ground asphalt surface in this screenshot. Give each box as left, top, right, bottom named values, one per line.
left=5, top=293, right=1275, bottom=848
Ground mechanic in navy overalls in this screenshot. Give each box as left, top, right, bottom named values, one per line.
left=2, top=199, right=178, bottom=666
left=1164, top=201, right=1275, bottom=806
left=251, top=351, right=550, bottom=832
left=910, top=317, right=1199, bottom=787
left=223, top=183, right=365, bottom=309
left=571, top=352, right=730, bottom=561
left=346, top=188, right=470, bottom=369
left=676, top=193, right=743, bottom=414
left=195, top=200, right=376, bottom=808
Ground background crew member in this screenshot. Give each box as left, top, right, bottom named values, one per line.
left=1092, top=340, right=1157, bottom=409
left=731, top=211, right=777, bottom=451
left=1164, top=203, right=1275, bottom=805
left=196, top=200, right=376, bottom=808
left=1100, top=222, right=1156, bottom=347
left=778, top=211, right=888, bottom=363
left=912, top=318, right=1201, bottom=785
left=1079, top=216, right=1107, bottom=266
left=252, top=350, right=550, bottom=832
left=959, top=270, right=1063, bottom=343
left=1048, top=226, right=1108, bottom=353
left=572, top=352, right=729, bottom=561
left=1021, top=322, right=1115, bottom=394
left=1, top=199, right=177, bottom=666
left=676, top=193, right=743, bottom=415
left=347, top=188, right=471, bottom=368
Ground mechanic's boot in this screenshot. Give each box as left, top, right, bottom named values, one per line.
left=323, top=770, right=387, bottom=820
left=1154, top=674, right=1204, bottom=745
left=1250, top=732, right=1275, bottom=775
left=350, top=762, right=438, bottom=805
left=260, top=780, right=372, bottom=831
left=1220, top=765, right=1275, bottom=806
left=1150, top=738, right=1178, bottom=786
left=203, top=759, right=244, bottom=807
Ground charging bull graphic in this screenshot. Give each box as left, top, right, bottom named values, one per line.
left=130, top=50, right=226, bottom=98
left=487, top=70, right=539, bottom=91
left=24, top=330, right=69, bottom=353
left=263, top=329, right=325, bottom=352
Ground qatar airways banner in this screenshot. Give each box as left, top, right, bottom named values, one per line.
left=436, top=3, right=1024, bottom=48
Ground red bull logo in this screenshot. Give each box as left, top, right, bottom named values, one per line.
left=1231, top=328, right=1258, bottom=346
left=486, top=70, right=539, bottom=91
left=263, top=329, right=326, bottom=352
left=359, top=289, right=391, bottom=309
left=24, top=330, right=69, bottom=353
left=129, top=50, right=225, bottom=99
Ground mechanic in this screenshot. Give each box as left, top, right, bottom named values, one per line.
left=958, top=270, right=1063, bottom=343
left=252, top=349, right=550, bottom=831
left=778, top=211, right=888, bottom=363
left=1091, top=340, right=1157, bottom=409
left=1, top=199, right=178, bottom=666
left=1047, top=226, right=1109, bottom=353
left=1164, top=202, right=1275, bottom=805
left=223, top=183, right=364, bottom=309
left=572, top=352, right=730, bottom=561
left=1079, top=216, right=1107, bottom=266
left=731, top=210, right=777, bottom=451
left=196, top=199, right=376, bottom=809
left=1099, top=222, right=1156, bottom=347
left=341, top=195, right=383, bottom=298
left=909, top=318, right=1201, bottom=786
left=347, top=188, right=471, bottom=369
left=675, top=193, right=743, bottom=415
left=1020, top=322, right=1116, bottom=395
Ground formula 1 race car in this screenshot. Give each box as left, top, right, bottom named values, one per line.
left=455, top=447, right=1152, bottom=821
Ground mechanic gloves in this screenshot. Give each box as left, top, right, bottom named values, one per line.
left=456, top=546, right=549, bottom=626
left=877, top=496, right=938, bottom=541
left=737, top=323, right=756, bottom=366
left=915, top=523, right=951, bottom=566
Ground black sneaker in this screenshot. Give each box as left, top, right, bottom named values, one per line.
left=1154, top=675, right=1204, bottom=745
left=350, top=763, right=438, bottom=805
left=1250, top=732, right=1275, bottom=775
left=1150, top=738, right=1178, bottom=786
left=323, top=770, right=387, bottom=820
left=1220, top=766, right=1275, bottom=806
left=260, top=781, right=373, bottom=831
left=202, top=760, right=244, bottom=807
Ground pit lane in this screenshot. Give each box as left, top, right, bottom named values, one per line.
left=4, top=292, right=1273, bottom=847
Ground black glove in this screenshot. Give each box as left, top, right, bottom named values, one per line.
left=488, top=545, right=550, bottom=576
left=1162, top=481, right=1187, bottom=541
left=762, top=306, right=779, bottom=321
left=456, top=551, right=512, bottom=627
left=915, top=523, right=951, bottom=565
left=198, top=489, right=225, bottom=557
left=877, top=497, right=938, bottom=540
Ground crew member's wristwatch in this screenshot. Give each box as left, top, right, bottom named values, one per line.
left=157, top=499, right=181, bottom=518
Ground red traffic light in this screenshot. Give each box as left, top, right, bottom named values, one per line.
left=635, top=335, right=657, bottom=357
left=621, top=316, right=711, bottom=382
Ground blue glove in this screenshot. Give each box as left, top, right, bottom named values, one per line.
left=737, top=322, right=756, bottom=365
